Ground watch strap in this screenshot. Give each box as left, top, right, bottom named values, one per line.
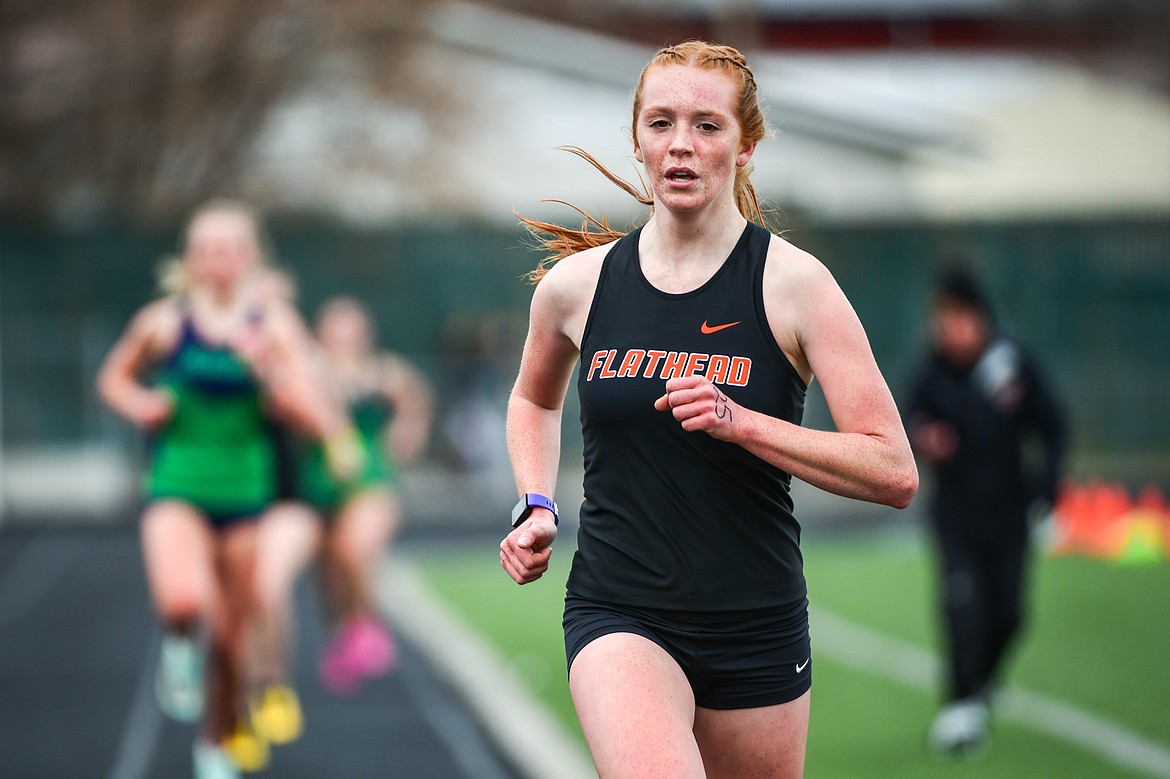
left=511, top=492, right=558, bottom=528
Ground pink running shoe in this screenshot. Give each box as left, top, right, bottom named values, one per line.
left=349, top=614, right=397, bottom=678
left=318, top=628, right=362, bottom=697
left=318, top=614, right=398, bottom=696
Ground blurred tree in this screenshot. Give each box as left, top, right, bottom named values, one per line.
left=0, top=0, right=435, bottom=222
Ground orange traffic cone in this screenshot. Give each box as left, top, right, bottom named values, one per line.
left=1086, top=481, right=1133, bottom=559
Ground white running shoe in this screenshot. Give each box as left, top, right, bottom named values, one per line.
left=927, top=698, right=989, bottom=757
left=193, top=739, right=241, bottom=779
left=155, top=633, right=205, bottom=723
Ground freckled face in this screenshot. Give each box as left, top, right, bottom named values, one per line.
left=634, top=64, right=755, bottom=216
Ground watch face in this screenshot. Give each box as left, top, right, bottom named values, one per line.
left=511, top=493, right=558, bottom=527
left=511, top=496, right=528, bottom=527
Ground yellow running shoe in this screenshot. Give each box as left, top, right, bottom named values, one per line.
left=221, top=719, right=270, bottom=773
left=250, top=684, right=304, bottom=745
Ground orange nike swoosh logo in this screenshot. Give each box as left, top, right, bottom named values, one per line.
left=701, top=320, right=740, bottom=334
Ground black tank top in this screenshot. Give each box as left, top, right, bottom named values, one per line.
left=568, top=222, right=808, bottom=611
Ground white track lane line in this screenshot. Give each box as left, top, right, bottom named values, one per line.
left=377, top=556, right=597, bottom=779
left=397, top=646, right=518, bottom=779
left=106, top=631, right=164, bottom=779
left=381, top=553, right=1170, bottom=779
left=811, top=607, right=1170, bottom=779
left=0, top=535, right=164, bottom=779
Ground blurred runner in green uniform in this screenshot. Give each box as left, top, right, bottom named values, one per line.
left=98, top=201, right=357, bottom=779
left=307, top=296, right=433, bottom=697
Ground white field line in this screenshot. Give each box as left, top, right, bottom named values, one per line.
left=377, top=556, right=598, bottom=779
left=107, top=632, right=164, bottom=779
left=377, top=555, right=1169, bottom=779
left=811, top=607, right=1170, bottom=779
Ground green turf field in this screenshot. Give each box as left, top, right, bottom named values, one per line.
left=412, top=528, right=1170, bottom=778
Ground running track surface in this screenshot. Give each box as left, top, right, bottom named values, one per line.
left=0, top=525, right=525, bottom=779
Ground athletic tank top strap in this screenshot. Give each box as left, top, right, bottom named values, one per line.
left=165, top=303, right=258, bottom=396
left=570, top=221, right=808, bottom=611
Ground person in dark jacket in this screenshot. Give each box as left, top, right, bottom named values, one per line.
left=905, top=266, right=1067, bottom=756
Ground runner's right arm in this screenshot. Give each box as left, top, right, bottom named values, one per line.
left=96, top=300, right=178, bottom=430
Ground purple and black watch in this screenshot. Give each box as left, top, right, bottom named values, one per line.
left=511, top=492, right=559, bottom=528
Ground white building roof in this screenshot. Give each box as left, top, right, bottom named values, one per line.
left=248, top=0, right=1170, bottom=225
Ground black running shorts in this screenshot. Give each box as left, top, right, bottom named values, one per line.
left=563, top=593, right=812, bottom=710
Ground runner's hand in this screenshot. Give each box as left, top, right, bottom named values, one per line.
left=325, top=426, right=367, bottom=482
left=655, top=375, right=739, bottom=440
left=910, top=419, right=957, bottom=463
left=500, top=512, right=557, bottom=585
left=131, top=387, right=175, bottom=430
